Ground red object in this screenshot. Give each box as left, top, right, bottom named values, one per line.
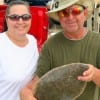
left=0, top=5, right=48, bottom=51
left=30, top=6, right=48, bottom=51
left=0, top=5, right=7, bottom=32
left=0, top=5, right=7, bottom=11
left=0, top=10, right=5, bottom=31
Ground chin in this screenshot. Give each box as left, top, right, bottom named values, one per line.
left=66, top=29, right=78, bottom=33
left=18, top=31, right=27, bottom=36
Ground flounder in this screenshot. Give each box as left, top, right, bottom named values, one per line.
left=34, top=63, right=89, bottom=100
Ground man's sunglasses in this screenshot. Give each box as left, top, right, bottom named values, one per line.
left=6, top=14, right=31, bottom=21
left=58, top=5, right=86, bottom=17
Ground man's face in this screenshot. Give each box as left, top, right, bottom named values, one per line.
left=58, top=4, right=88, bottom=33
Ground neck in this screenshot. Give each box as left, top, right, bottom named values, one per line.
left=64, top=28, right=87, bottom=40
left=6, top=32, right=28, bottom=47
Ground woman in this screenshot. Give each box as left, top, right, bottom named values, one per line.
left=0, top=0, right=39, bottom=100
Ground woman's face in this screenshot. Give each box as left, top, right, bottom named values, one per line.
left=6, top=5, right=31, bottom=36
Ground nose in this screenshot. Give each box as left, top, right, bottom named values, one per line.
left=67, top=13, right=74, bottom=19
left=17, top=18, right=24, bottom=23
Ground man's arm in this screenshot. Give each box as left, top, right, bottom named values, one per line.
left=20, top=76, right=39, bottom=100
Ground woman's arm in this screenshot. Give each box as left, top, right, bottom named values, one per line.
left=20, top=76, right=39, bottom=100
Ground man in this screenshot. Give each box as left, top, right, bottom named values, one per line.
left=20, top=0, right=100, bottom=100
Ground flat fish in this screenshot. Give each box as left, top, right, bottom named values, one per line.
left=34, top=63, right=89, bottom=100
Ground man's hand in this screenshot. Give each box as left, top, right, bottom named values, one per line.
left=78, top=64, right=100, bottom=86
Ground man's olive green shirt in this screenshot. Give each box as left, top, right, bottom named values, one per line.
left=36, top=31, right=100, bottom=100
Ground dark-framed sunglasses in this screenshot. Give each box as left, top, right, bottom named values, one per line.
left=58, top=5, right=86, bottom=17
left=6, top=14, right=31, bottom=21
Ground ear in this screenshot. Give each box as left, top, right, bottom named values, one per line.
left=84, top=9, right=88, bottom=17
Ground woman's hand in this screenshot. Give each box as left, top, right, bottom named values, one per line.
left=20, top=76, right=39, bottom=100
left=20, top=86, right=37, bottom=100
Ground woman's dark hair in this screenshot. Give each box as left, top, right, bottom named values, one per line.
left=2, top=20, right=7, bottom=32
left=2, top=0, right=30, bottom=32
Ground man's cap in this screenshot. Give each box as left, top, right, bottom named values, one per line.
left=48, top=0, right=94, bottom=21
